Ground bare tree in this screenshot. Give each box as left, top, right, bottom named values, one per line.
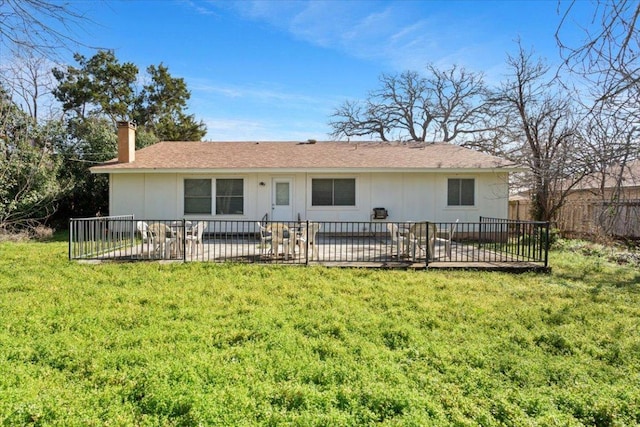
left=0, top=0, right=95, bottom=123
left=579, top=99, right=640, bottom=236
left=556, top=1, right=640, bottom=236
left=581, top=101, right=640, bottom=187
left=489, top=45, right=588, bottom=222
left=0, top=52, right=58, bottom=121
left=329, top=65, right=491, bottom=143
left=557, top=0, right=640, bottom=103
left=0, top=0, right=92, bottom=58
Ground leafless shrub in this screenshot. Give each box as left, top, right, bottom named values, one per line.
left=0, top=229, right=31, bottom=242
left=0, top=224, right=55, bottom=242
left=32, top=224, right=54, bottom=241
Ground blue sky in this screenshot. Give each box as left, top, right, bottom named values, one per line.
left=61, top=0, right=590, bottom=141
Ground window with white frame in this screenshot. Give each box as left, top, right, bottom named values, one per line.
left=311, top=178, right=356, bottom=206
left=215, top=178, right=244, bottom=215
left=447, top=178, right=475, bottom=206
left=184, top=178, right=244, bottom=215
left=184, top=179, right=212, bottom=214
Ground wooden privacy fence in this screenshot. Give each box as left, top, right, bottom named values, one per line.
left=510, top=197, right=640, bottom=239
left=69, top=216, right=550, bottom=270
left=555, top=200, right=640, bottom=239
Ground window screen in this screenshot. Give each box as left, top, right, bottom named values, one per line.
left=312, top=178, right=355, bottom=206
left=447, top=178, right=474, bottom=206
left=184, top=179, right=212, bottom=214
left=216, top=179, right=244, bottom=215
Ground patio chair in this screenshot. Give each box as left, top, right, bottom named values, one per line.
left=435, top=219, right=458, bottom=258
left=288, top=223, right=304, bottom=258
left=136, top=221, right=155, bottom=257
left=257, top=221, right=273, bottom=257
left=268, top=222, right=291, bottom=259
left=147, top=222, right=174, bottom=258
left=298, top=222, right=321, bottom=261
left=387, top=223, right=416, bottom=259
left=409, top=222, right=436, bottom=260
left=185, top=221, right=207, bottom=256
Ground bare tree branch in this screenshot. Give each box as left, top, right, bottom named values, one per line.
left=486, top=44, right=588, bottom=222
left=556, top=0, right=640, bottom=103
left=0, top=52, right=59, bottom=121
left=0, top=0, right=97, bottom=58
left=329, top=65, right=491, bottom=143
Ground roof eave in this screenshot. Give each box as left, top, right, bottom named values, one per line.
left=91, top=166, right=522, bottom=174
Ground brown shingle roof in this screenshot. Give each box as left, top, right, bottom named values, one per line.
left=572, top=159, right=640, bottom=190
left=90, top=141, right=519, bottom=173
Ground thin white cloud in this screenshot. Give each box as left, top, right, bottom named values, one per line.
left=203, top=118, right=268, bottom=140
left=389, top=20, right=425, bottom=44
left=187, top=76, right=336, bottom=141
left=181, top=0, right=534, bottom=141
left=187, top=77, right=339, bottom=113
left=209, top=1, right=505, bottom=74
left=202, top=116, right=329, bottom=141
left=180, top=0, right=218, bottom=16
left=188, top=0, right=565, bottom=87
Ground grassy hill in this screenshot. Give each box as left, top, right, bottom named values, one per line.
left=0, top=237, right=638, bottom=426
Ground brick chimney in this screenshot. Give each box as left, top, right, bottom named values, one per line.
left=117, top=121, right=136, bottom=163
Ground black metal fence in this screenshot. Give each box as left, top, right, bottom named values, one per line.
left=68, top=215, right=135, bottom=260
left=479, top=216, right=550, bottom=266
left=69, top=217, right=550, bottom=268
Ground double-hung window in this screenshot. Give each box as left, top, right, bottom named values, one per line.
left=447, top=178, right=475, bottom=206
left=184, top=179, right=212, bottom=214
left=312, top=178, right=356, bottom=206
left=216, top=178, right=244, bottom=215
left=184, top=178, right=244, bottom=215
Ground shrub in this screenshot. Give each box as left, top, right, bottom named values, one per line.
left=0, top=229, right=30, bottom=242
left=32, top=225, right=54, bottom=241
left=0, top=224, right=54, bottom=242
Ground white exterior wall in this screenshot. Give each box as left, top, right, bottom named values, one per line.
left=368, top=172, right=508, bottom=222
left=109, top=171, right=509, bottom=221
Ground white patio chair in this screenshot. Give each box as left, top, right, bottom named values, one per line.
left=147, top=222, right=174, bottom=258
left=257, top=222, right=273, bottom=257
left=288, top=224, right=304, bottom=258
left=387, top=223, right=416, bottom=259
left=185, top=221, right=207, bottom=256
left=409, top=222, right=436, bottom=260
left=268, top=222, right=291, bottom=259
left=136, top=221, right=156, bottom=257
left=298, top=222, right=321, bottom=261
left=435, top=219, right=458, bottom=258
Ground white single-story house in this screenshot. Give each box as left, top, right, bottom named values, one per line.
left=90, top=122, right=520, bottom=223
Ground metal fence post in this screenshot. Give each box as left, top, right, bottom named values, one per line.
left=425, top=221, right=430, bottom=268
left=305, top=220, right=310, bottom=266
left=183, top=218, right=187, bottom=262
left=131, top=218, right=136, bottom=258
left=544, top=222, right=550, bottom=268
left=68, top=219, right=73, bottom=260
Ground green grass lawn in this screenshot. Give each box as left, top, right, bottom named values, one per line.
left=1, top=236, right=639, bottom=426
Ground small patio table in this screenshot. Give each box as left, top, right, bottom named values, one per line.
left=266, top=223, right=293, bottom=259
left=147, top=222, right=175, bottom=258
left=169, top=221, right=193, bottom=258
left=409, top=222, right=436, bottom=261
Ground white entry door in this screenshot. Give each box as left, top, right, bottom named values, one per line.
left=271, top=178, right=293, bottom=221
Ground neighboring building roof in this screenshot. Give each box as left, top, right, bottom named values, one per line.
left=91, top=141, right=520, bottom=174
left=509, top=194, right=529, bottom=202
left=571, top=159, right=640, bottom=191
left=509, top=159, right=640, bottom=201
